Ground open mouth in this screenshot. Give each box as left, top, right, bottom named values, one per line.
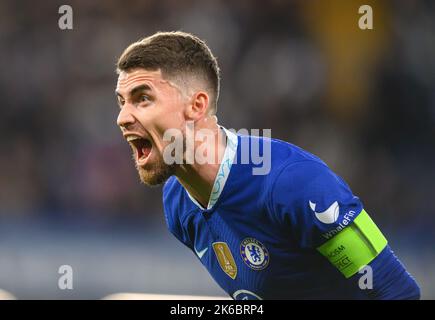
left=127, top=135, right=153, bottom=164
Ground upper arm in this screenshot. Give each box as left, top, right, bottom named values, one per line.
left=269, top=161, right=387, bottom=278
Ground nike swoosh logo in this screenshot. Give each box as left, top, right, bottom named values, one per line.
left=309, top=200, right=340, bottom=224
left=194, top=246, right=208, bottom=259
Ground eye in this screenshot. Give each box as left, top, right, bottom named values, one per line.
left=117, top=97, right=125, bottom=108
left=140, top=95, right=150, bottom=102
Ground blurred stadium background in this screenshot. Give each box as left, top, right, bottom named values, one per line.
left=0, top=0, right=434, bottom=299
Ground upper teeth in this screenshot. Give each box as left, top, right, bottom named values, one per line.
left=126, top=136, right=141, bottom=142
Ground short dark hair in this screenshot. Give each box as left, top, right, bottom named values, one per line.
left=117, top=31, right=220, bottom=113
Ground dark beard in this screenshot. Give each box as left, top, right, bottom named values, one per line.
left=133, top=132, right=187, bottom=186
left=134, top=154, right=176, bottom=186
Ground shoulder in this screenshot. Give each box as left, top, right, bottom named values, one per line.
left=269, top=156, right=354, bottom=208
left=235, top=134, right=325, bottom=175
left=162, top=177, right=196, bottom=249
left=266, top=156, right=363, bottom=247
left=162, top=175, right=182, bottom=203
left=267, top=159, right=336, bottom=212
left=162, top=176, right=185, bottom=232
left=234, top=134, right=334, bottom=205
left=263, top=141, right=361, bottom=217
left=274, top=160, right=338, bottom=192
left=259, top=136, right=332, bottom=195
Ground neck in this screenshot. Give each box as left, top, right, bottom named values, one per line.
left=175, top=118, right=226, bottom=209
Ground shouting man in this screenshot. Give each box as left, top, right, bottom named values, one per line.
left=115, top=31, right=420, bottom=299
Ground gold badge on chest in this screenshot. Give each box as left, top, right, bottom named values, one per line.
left=212, top=242, right=238, bottom=280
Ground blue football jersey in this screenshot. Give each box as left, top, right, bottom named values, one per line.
left=162, top=130, right=419, bottom=299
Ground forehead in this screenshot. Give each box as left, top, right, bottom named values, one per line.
left=116, top=69, right=167, bottom=94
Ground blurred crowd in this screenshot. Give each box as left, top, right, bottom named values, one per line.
left=1, top=0, right=434, bottom=233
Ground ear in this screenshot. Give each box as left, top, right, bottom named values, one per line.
left=185, top=91, right=209, bottom=120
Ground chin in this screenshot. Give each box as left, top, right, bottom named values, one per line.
left=137, top=164, right=175, bottom=187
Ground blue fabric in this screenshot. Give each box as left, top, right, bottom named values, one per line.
left=351, top=245, right=420, bottom=300
left=162, top=134, right=420, bottom=299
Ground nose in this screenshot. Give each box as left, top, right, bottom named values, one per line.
left=117, top=104, right=135, bottom=129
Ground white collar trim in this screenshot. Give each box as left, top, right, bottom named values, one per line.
left=185, top=127, right=238, bottom=210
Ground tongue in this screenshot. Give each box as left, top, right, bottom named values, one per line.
left=141, top=146, right=151, bottom=158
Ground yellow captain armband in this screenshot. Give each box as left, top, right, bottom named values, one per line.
left=316, top=209, right=388, bottom=278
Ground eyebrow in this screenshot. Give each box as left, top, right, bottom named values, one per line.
left=115, top=84, right=152, bottom=98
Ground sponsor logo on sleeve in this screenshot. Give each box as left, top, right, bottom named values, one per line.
left=308, top=201, right=357, bottom=239
left=309, top=201, right=340, bottom=224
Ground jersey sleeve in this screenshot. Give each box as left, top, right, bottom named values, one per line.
left=268, top=160, right=421, bottom=299
left=269, top=160, right=388, bottom=278
left=269, top=160, right=364, bottom=248
left=350, top=245, right=421, bottom=299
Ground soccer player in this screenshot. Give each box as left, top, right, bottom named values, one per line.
left=115, top=31, right=420, bottom=299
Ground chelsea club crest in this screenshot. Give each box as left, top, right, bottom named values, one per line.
left=240, top=238, right=269, bottom=270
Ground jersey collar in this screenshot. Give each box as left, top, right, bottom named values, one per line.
left=185, top=126, right=238, bottom=210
